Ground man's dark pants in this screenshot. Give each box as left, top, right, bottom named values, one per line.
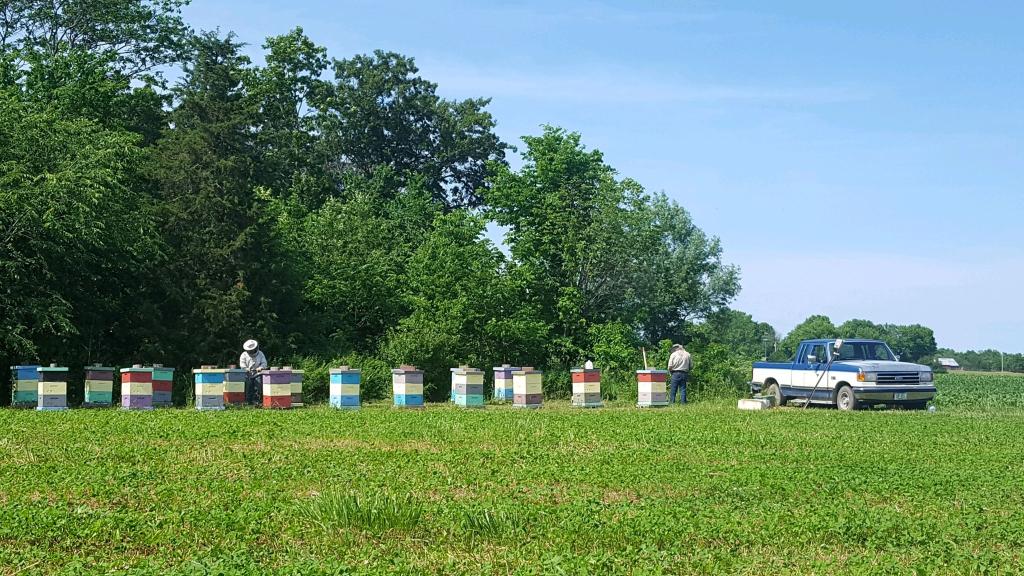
left=670, top=371, right=688, bottom=404
left=245, top=374, right=262, bottom=406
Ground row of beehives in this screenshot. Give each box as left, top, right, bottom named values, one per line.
left=9, top=364, right=674, bottom=410
left=10, top=363, right=176, bottom=410
left=8, top=364, right=305, bottom=411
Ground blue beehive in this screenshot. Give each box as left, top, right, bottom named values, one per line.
left=329, top=366, right=361, bottom=409
left=10, top=365, right=40, bottom=408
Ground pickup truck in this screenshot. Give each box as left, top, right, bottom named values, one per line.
left=752, top=339, right=936, bottom=410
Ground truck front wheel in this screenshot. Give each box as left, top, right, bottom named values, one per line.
left=836, top=385, right=859, bottom=411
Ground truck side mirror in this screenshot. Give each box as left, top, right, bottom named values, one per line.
left=807, top=355, right=817, bottom=364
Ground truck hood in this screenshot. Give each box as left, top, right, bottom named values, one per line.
left=836, top=360, right=929, bottom=372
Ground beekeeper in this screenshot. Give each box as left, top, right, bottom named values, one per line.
left=240, top=339, right=267, bottom=405
left=667, top=343, right=692, bottom=405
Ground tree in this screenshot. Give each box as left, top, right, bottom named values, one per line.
left=487, top=127, right=738, bottom=364
left=146, top=31, right=290, bottom=364
left=0, top=89, right=154, bottom=366
left=778, top=315, right=837, bottom=360
left=292, top=172, right=438, bottom=354
left=838, top=318, right=885, bottom=341
left=882, top=324, right=936, bottom=363
left=637, top=194, right=740, bottom=344
left=698, top=309, right=777, bottom=360
left=318, top=50, right=506, bottom=208
left=245, top=27, right=333, bottom=206
left=0, top=0, right=191, bottom=78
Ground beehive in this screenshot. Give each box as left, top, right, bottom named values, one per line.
left=193, top=366, right=225, bottom=411
left=452, top=366, right=484, bottom=408
left=512, top=367, right=543, bottom=409
left=288, top=367, right=304, bottom=407
left=571, top=368, right=603, bottom=408
left=120, top=365, right=153, bottom=410
left=84, top=364, right=115, bottom=407
left=36, top=364, right=68, bottom=411
left=636, top=369, right=669, bottom=408
left=329, top=366, right=361, bottom=409
left=492, top=364, right=518, bottom=402
left=392, top=365, right=424, bottom=408
left=150, top=365, right=174, bottom=408
left=223, top=366, right=247, bottom=407
left=262, top=367, right=292, bottom=409
left=10, top=365, right=40, bottom=408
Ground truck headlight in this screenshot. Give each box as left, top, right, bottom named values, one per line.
left=920, top=372, right=933, bottom=382
left=857, top=372, right=878, bottom=382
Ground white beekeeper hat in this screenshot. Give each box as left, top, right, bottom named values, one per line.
left=243, top=339, right=259, bottom=352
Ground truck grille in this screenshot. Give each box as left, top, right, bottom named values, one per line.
left=877, top=372, right=920, bottom=384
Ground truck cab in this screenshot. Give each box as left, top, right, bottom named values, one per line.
left=752, top=339, right=936, bottom=410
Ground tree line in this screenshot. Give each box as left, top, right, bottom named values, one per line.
left=1, top=1, right=744, bottom=401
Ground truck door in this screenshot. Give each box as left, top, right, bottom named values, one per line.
left=796, top=342, right=830, bottom=398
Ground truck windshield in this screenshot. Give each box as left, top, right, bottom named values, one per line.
left=835, top=342, right=896, bottom=361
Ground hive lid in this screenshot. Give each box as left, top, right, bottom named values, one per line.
left=571, top=367, right=600, bottom=372
left=10, top=365, right=41, bottom=370
left=88, top=363, right=115, bottom=370
left=392, top=365, right=421, bottom=373
left=192, top=366, right=224, bottom=373
left=121, top=365, right=150, bottom=372
left=453, top=366, right=482, bottom=375
left=330, top=366, right=361, bottom=373
left=513, top=366, right=542, bottom=374
left=38, top=364, right=68, bottom=372
left=493, top=364, right=520, bottom=370
left=637, top=369, right=670, bottom=373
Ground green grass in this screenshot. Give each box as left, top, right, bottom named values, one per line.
left=934, top=371, right=1024, bottom=410
left=1, top=391, right=1023, bottom=574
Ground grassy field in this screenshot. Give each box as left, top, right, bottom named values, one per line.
left=2, top=375, right=1024, bottom=575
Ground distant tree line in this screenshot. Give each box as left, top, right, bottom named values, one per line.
left=928, top=349, right=1024, bottom=373
left=770, top=315, right=939, bottom=364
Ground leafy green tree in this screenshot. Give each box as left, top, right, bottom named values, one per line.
left=882, top=324, right=937, bottom=363
left=838, top=318, right=886, bottom=340
left=147, top=31, right=293, bottom=364
left=0, top=89, right=154, bottom=366
left=245, top=27, right=333, bottom=206
left=292, top=172, right=439, bottom=354
left=636, top=194, right=740, bottom=345
left=778, top=315, right=837, bottom=360
left=318, top=50, right=506, bottom=208
left=696, top=309, right=777, bottom=360
left=488, top=127, right=738, bottom=364
left=382, top=210, right=509, bottom=398
left=0, top=0, right=191, bottom=78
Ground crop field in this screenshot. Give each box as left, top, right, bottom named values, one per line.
left=2, top=374, right=1023, bottom=575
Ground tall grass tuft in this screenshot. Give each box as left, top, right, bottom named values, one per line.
left=459, top=507, right=528, bottom=538
left=299, top=491, right=423, bottom=533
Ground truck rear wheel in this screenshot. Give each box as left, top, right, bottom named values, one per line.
left=836, top=385, right=859, bottom=411
left=765, top=382, right=786, bottom=407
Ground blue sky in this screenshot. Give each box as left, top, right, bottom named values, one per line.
left=183, top=1, right=1024, bottom=352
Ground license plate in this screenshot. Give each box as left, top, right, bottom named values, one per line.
left=894, top=392, right=908, bottom=400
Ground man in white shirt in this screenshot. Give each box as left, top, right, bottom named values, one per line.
left=667, top=343, right=692, bottom=404
left=240, top=339, right=267, bottom=405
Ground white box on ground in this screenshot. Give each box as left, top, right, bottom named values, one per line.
left=738, top=398, right=772, bottom=411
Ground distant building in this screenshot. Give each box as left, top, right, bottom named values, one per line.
left=937, top=358, right=962, bottom=371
